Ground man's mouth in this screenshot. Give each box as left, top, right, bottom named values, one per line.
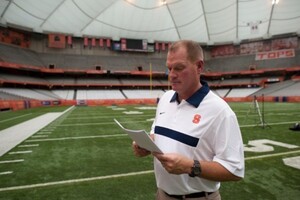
left=171, top=81, right=180, bottom=85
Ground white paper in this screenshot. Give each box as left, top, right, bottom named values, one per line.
left=114, top=119, right=163, bottom=153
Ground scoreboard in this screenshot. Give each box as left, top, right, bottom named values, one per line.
left=113, top=38, right=154, bottom=52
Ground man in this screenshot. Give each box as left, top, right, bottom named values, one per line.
left=133, top=40, right=244, bottom=200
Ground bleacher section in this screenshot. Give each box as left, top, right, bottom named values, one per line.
left=213, top=89, right=230, bottom=98
left=0, top=41, right=299, bottom=104
left=76, top=89, right=125, bottom=100
left=37, top=53, right=166, bottom=71
left=0, top=88, right=57, bottom=100
left=251, top=80, right=300, bottom=97
left=0, top=42, right=167, bottom=72
left=121, top=78, right=162, bottom=85
left=0, top=43, right=44, bottom=67
left=52, top=90, right=74, bottom=100
left=206, top=49, right=300, bottom=72
left=75, top=77, right=121, bottom=85
left=226, top=88, right=262, bottom=98
left=47, top=77, right=76, bottom=85
left=2, top=84, right=298, bottom=100
left=0, top=73, right=48, bottom=85
left=0, top=91, right=25, bottom=100
left=122, top=89, right=165, bottom=99
left=269, top=81, right=300, bottom=96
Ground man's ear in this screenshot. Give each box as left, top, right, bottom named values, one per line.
left=197, top=60, right=204, bottom=72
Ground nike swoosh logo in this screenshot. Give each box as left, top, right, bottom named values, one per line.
left=159, top=112, right=165, bottom=115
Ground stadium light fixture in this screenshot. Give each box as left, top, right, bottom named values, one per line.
left=161, top=0, right=167, bottom=5
left=272, top=0, right=279, bottom=5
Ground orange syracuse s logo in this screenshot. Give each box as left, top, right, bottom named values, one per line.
left=192, top=114, right=201, bottom=124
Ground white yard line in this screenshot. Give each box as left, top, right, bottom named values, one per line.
left=0, top=170, right=154, bottom=192
left=0, top=159, right=24, bottom=164
left=240, top=121, right=299, bottom=128
left=0, top=114, right=60, bottom=156
left=57, top=120, right=298, bottom=127
left=36, top=132, right=52, bottom=135
left=25, top=120, right=299, bottom=143
left=0, top=106, right=74, bottom=157
left=25, top=121, right=296, bottom=142
left=26, top=134, right=126, bottom=142
left=0, top=113, right=32, bottom=123
left=31, top=135, right=48, bottom=138
left=0, top=150, right=299, bottom=192
left=0, top=171, right=13, bottom=176
left=0, top=108, right=298, bottom=192
left=18, top=144, right=39, bottom=148
left=245, top=150, right=300, bottom=160
left=57, top=121, right=149, bottom=126
left=65, top=114, right=155, bottom=120
left=8, top=151, right=32, bottom=155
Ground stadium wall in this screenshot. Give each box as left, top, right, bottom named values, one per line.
left=1, top=96, right=299, bottom=111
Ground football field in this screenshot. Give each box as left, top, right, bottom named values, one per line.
left=0, top=102, right=299, bottom=200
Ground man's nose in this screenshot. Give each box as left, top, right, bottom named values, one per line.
left=168, top=69, right=177, bottom=77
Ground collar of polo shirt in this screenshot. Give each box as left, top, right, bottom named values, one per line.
left=170, top=80, right=210, bottom=107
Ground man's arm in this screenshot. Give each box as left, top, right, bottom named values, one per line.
left=153, top=153, right=242, bottom=181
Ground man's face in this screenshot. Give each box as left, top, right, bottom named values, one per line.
left=166, top=47, right=201, bottom=99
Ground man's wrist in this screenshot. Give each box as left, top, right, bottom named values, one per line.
left=189, top=160, right=201, bottom=177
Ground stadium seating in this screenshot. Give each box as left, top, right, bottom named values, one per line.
left=122, top=89, right=165, bottom=99
left=0, top=88, right=57, bottom=100
left=0, top=36, right=299, bottom=103
left=226, top=88, right=262, bottom=98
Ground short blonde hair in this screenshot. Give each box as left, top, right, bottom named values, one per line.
left=168, top=40, right=204, bottom=63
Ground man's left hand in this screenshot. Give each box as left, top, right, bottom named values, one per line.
left=152, top=153, right=193, bottom=174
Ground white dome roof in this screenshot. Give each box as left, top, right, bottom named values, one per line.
left=1, top=0, right=299, bottom=44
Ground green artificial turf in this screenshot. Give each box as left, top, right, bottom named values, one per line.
left=0, top=102, right=299, bottom=199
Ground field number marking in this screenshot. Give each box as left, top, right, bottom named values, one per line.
left=283, top=156, right=300, bottom=170
left=244, top=139, right=299, bottom=152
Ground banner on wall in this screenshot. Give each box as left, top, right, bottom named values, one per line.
left=255, top=49, right=295, bottom=60
left=211, top=45, right=239, bottom=57
left=240, top=41, right=271, bottom=54
left=0, top=29, right=30, bottom=48
left=41, top=101, right=51, bottom=106
left=271, top=37, right=298, bottom=50
left=76, top=100, right=87, bottom=106
left=48, top=34, right=66, bottom=48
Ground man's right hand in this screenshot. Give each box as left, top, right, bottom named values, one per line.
left=132, top=141, right=151, bottom=157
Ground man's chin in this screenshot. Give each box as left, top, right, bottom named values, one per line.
left=171, top=85, right=180, bottom=91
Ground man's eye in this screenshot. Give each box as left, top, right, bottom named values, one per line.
left=174, top=66, right=184, bottom=71
left=167, top=65, right=185, bottom=72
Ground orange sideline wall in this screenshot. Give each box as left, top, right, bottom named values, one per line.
left=0, top=97, right=299, bottom=111
left=0, top=99, right=157, bottom=111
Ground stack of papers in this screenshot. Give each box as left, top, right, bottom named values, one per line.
left=114, top=119, right=163, bottom=153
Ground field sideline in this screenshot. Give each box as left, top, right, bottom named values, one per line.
left=0, top=102, right=299, bottom=200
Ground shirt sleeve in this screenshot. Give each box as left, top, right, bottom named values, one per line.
left=212, top=112, right=245, bottom=178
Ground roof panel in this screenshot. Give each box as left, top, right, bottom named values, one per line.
left=73, top=0, right=114, bottom=18
left=97, top=1, right=173, bottom=31
left=4, top=4, right=43, bottom=28
left=177, top=18, right=209, bottom=43
left=0, top=0, right=299, bottom=44
left=42, top=0, right=91, bottom=34
left=270, top=18, right=300, bottom=36
left=168, top=0, right=203, bottom=26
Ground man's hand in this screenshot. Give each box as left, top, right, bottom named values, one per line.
left=132, top=141, right=151, bottom=157
left=152, top=152, right=193, bottom=174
